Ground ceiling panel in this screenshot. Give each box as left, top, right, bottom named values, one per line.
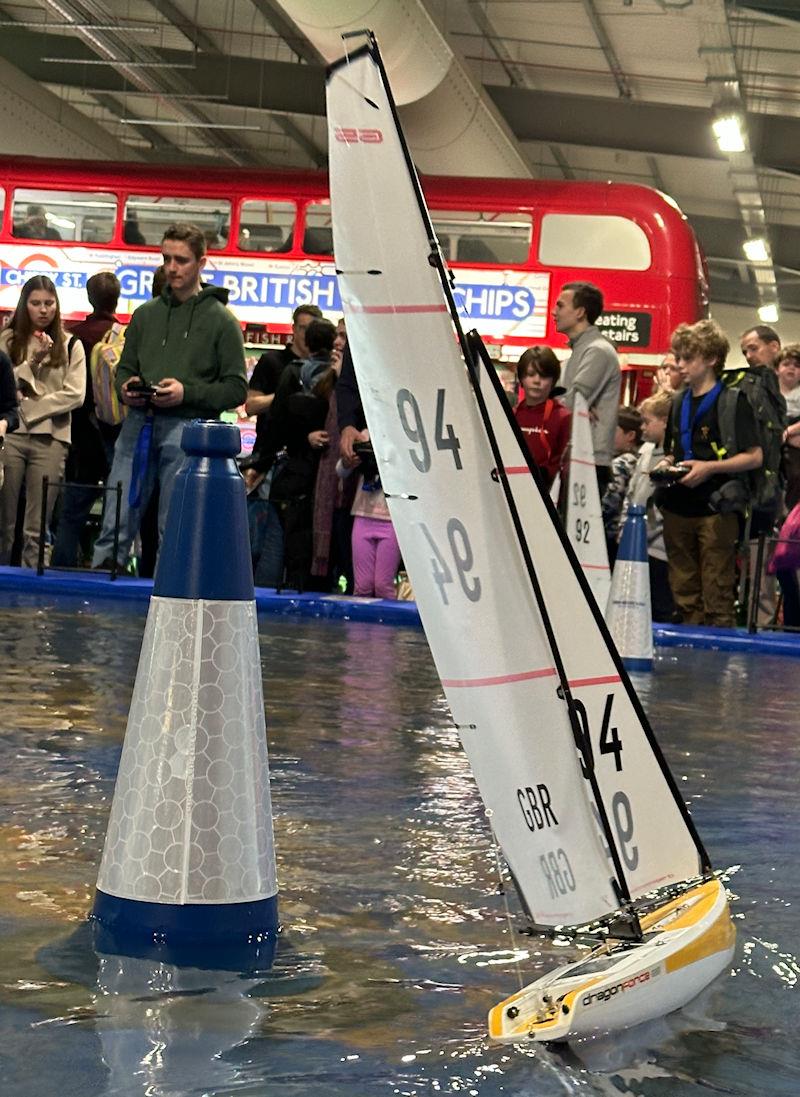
left=0, top=0, right=798, bottom=311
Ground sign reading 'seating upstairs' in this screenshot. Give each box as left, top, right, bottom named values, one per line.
left=596, top=311, right=652, bottom=347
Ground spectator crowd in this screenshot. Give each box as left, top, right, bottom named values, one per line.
left=0, top=225, right=796, bottom=630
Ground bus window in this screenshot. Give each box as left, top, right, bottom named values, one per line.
left=238, top=200, right=295, bottom=252
left=538, top=214, right=651, bottom=271
left=12, top=188, right=116, bottom=242
left=124, top=195, right=230, bottom=249
left=430, top=209, right=532, bottom=265
left=303, top=201, right=333, bottom=255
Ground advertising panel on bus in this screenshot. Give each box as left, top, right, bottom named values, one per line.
left=0, top=156, right=708, bottom=399
left=0, top=243, right=552, bottom=339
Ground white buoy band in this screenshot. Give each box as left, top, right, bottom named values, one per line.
left=97, top=597, right=277, bottom=906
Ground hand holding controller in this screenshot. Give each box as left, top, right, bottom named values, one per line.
left=126, top=381, right=160, bottom=398
left=649, top=463, right=690, bottom=483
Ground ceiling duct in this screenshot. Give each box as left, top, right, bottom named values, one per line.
left=697, top=0, right=780, bottom=318
left=271, top=0, right=531, bottom=178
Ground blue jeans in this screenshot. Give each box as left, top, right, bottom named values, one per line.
left=91, top=411, right=188, bottom=567
left=248, top=496, right=284, bottom=587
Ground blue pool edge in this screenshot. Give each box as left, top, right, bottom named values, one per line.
left=1, top=565, right=799, bottom=656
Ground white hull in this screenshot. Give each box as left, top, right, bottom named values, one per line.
left=488, top=878, right=734, bottom=1044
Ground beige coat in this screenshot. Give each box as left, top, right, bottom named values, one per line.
left=0, top=330, right=85, bottom=444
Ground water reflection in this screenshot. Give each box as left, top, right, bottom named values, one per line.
left=93, top=956, right=265, bottom=1096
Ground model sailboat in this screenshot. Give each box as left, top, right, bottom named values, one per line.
left=564, top=393, right=612, bottom=615
left=326, top=34, right=734, bottom=1043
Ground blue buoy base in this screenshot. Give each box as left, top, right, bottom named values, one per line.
left=91, top=889, right=279, bottom=971
left=621, top=656, right=653, bottom=672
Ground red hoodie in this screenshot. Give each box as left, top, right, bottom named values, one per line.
left=514, top=398, right=572, bottom=487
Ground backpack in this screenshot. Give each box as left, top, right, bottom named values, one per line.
left=723, top=365, right=787, bottom=510
left=666, top=386, right=752, bottom=516
left=90, top=322, right=127, bottom=425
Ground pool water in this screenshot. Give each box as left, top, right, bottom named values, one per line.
left=0, top=593, right=797, bottom=1096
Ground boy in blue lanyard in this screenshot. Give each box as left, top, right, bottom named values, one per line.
left=656, top=319, right=762, bottom=628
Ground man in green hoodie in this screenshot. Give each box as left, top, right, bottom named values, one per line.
left=91, top=222, right=247, bottom=569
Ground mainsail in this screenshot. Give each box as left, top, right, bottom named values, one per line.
left=326, top=37, right=708, bottom=930
left=564, top=393, right=611, bottom=615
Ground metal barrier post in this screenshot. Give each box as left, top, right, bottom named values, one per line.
left=29, top=478, right=126, bottom=577
left=748, top=531, right=768, bottom=634
left=737, top=511, right=753, bottom=623
left=111, top=481, right=122, bottom=580
left=36, top=475, right=50, bottom=576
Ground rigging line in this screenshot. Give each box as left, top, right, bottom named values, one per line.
left=328, top=33, right=372, bottom=99
left=487, top=810, right=526, bottom=993
left=363, top=32, right=635, bottom=924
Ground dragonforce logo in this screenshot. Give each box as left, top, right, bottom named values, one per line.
left=582, top=968, right=657, bottom=1008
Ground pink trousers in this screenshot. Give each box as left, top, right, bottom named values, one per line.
left=352, top=515, right=400, bottom=599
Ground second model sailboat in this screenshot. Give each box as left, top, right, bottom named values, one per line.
left=326, top=33, right=735, bottom=1043
left=564, top=391, right=612, bottom=614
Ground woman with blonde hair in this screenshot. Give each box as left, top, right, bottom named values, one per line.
left=0, top=275, right=85, bottom=567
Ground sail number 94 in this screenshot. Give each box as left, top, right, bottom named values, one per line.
left=574, top=692, right=639, bottom=872
left=397, top=387, right=462, bottom=472
left=420, top=519, right=481, bottom=604
left=396, top=387, right=480, bottom=603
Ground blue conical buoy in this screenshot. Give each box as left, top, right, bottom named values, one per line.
left=606, top=503, right=653, bottom=672
left=91, top=421, right=279, bottom=970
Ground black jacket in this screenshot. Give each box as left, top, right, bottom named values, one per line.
left=0, top=351, right=19, bottom=435
left=335, top=343, right=365, bottom=432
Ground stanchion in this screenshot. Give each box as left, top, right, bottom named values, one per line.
left=748, top=531, right=768, bottom=634
left=606, top=503, right=653, bottom=672
left=91, top=420, right=279, bottom=970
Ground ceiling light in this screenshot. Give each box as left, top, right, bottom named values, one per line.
left=712, top=115, right=745, bottom=153
left=743, top=238, right=769, bottom=262
left=42, top=57, right=196, bottom=69
left=1, top=20, right=156, bottom=30
left=83, top=89, right=229, bottom=102
left=118, top=119, right=262, bottom=131
left=758, top=303, right=780, bottom=324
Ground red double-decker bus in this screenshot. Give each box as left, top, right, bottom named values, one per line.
left=0, top=156, right=707, bottom=376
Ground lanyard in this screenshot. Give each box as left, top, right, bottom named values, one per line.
left=679, top=382, right=722, bottom=460
left=538, top=399, right=554, bottom=460
left=129, top=414, right=154, bottom=508
left=516, top=398, right=555, bottom=459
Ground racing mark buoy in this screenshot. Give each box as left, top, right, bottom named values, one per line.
left=91, top=421, right=279, bottom=969
left=606, top=503, right=653, bottom=672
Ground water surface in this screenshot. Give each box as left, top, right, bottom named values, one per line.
left=0, top=593, right=797, bottom=1095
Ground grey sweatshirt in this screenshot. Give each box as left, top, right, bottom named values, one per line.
left=561, top=325, right=621, bottom=467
